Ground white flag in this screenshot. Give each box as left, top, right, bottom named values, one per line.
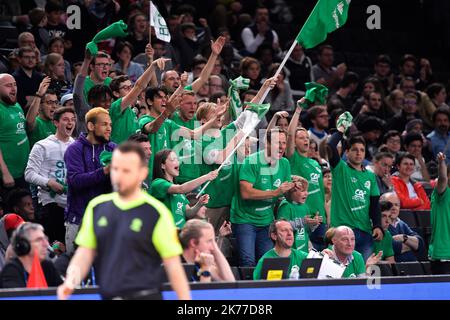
left=150, top=2, right=171, bottom=42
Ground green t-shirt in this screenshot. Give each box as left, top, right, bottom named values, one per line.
left=341, top=250, right=366, bottom=278
left=287, top=150, right=326, bottom=220
left=200, top=123, right=237, bottom=208
left=0, top=101, right=30, bottom=178
left=429, top=187, right=450, bottom=260
left=330, top=160, right=380, bottom=234
left=109, top=98, right=140, bottom=144
left=277, top=199, right=313, bottom=253
left=83, top=76, right=112, bottom=102
left=174, top=138, right=201, bottom=185
left=373, top=230, right=394, bottom=260
left=28, top=116, right=56, bottom=147
left=139, top=115, right=181, bottom=183
left=150, top=178, right=189, bottom=229
left=171, top=111, right=198, bottom=130
left=253, top=248, right=308, bottom=280
left=231, top=151, right=292, bottom=227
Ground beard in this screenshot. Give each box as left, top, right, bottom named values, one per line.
left=0, top=92, right=16, bottom=105
left=94, top=132, right=109, bottom=144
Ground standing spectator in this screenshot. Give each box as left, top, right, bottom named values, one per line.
left=63, top=108, right=116, bottom=255
left=231, top=128, right=293, bottom=267
left=25, top=77, right=56, bottom=148
left=124, top=13, right=149, bottom=59
left=12, top=47, right=44, bottom=109
left=429, top=153, right=450, bottom=274
left=83, top=51, right=112, bottom=102
left=381, top=192, right=423, bottom=262
left=161, top=70, right=181, bottom=94
left=403, top=132, right=431, bottom=182
left=286, top=103, right=326, bottom=248
left=240, top=7, right=279, bottom=55
left=370, top=152, right=395, bottom=195
left=311, top=45, right=346, bottom=92
left=113, top=41, right=144, bottom=83
left=179, top=219, right=235, bottom=282
left=307, top=105, right=329, bottom=148
left=28, top=7, right=50, bottom=55
left=0, top=74, right=30, bottom=199
left=284, top=42, right=312, bottom=98
left=327, top=123, right=383, bottom=261
left=0, top=223, right=62, bottom=288
left=391, top=152, right=431, bottom=210
left=253, top=219, right=308, bottom=280
left=427, top=107, right=450, bottom=164
left=25, top=107, right=76, bottom=244
left=44, top=1, right=68, bottom=41
left=150, top=149, right=217, bottom=229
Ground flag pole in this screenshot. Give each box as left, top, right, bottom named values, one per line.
left=149, top=1, right=152, bottom=45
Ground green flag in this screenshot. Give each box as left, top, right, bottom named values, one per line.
left=296, top=0, right=351, bottom=49
left=86, top=20, right=129, bottom=55
left=227, top=76, right=250, bottom=120
left=237, top=102, right=271, bottom=134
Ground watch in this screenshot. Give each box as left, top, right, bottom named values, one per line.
left=197, top=269, right=211, bottom=278
left=403, top=234, right=409, bottom=243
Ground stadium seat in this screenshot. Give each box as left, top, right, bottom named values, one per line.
left=373, top=263, right=394, bottom=277
left=231, top=266, right=241, bottom=280
left=393, top=262, right=424, bottom=276
left=239, top=267, right=255, bottom=280
left=0, top=26, right=19, bottom=48
left=399, top=210, right=418, bottom=228
left=421, top=261, right=432, bottom=275
left=416, top=210, right=431, bottom=228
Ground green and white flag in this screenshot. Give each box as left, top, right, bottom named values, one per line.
left=227, top=76, right=250, bottom=120
left=150, top=2, right=171, bottom=42
left=296, top=0, right=351, bottom=49
left=237, top=102, right=271, bottom=134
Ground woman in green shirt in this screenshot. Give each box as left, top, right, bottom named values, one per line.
left=150, top=149, right=218, bottom=228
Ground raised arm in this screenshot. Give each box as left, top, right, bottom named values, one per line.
left=437, top=152, right=448, bottom=194
left=168, top=170, right=218, bottom=194
left=143, top=94, right=180, bottom=134
left=26, top=76, right=51, bottom=132
left=190, top=36, right=226, bottom=93
left=286, top=101, right=303, bottom=158
left=250, top=76, right=277, bottom=105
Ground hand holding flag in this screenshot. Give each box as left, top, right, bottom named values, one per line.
left=86, top=20, right=129, bottom=56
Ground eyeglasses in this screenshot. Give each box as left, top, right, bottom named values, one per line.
left=22, top=55, right=36, bottom=60
left=45, top=100, right=59, bottom=105
left=95, top=63, right=112, bottom=67
left=387, top=138, right=401, bottom=144
left=119, top=84, right=133, bottom=91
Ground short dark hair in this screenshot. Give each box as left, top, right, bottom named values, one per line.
left=382, top=130, right=401, bottom=145
left=127, top=133, right=149, bottom=144
left=432, top=106, right=450, bottom=123
left=345, top=135, right=366, bottom=150
left=45, top=0, right=64, bottom=13
left=403, top=132, right=423, bottom=147
left=90, top=51, right=111, bottom=67
left=400, top=76, right=416, bottom=90
left=48, top=36, right=64, bottom=49
left=374, top=152, right=394, bottom=162
left=53, top=106, right=75, bottom=122
left=340, top=71, right=359, bottom=88
left=110, top=75, right=130, bottom=93
left=116, top=41, right=135, bottom=57
left=268, top=219, right=290, bottom=243
left=116, top=142, right=146, bottom=166
left=153, top=149, right=173, bottom=180
left=395, top=152, right=416, bottom=167
left=6, top=188, right=32, bottom=213
left=400, top=54, right=417, bottom=67
left=145, top=87, right=167, bottom=102
left=318, top=44, right=333, bottom=55
left=308, top=105, right=327, bottom=121
left=266, top=127, right=287, bottom=146
left=87, top=85, right=113, bottom=106
left=425, top=83, right=446, bottom=100
left=375, top=54, right=392, bottom=66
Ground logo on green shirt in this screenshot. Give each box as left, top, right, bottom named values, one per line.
left=130, top=218, right=143, bottom=232
left=352, top=189, right=367, bottom=202
left=97, top=216, right=108, bottom=227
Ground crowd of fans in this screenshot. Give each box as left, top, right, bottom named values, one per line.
left=0, top=0, right=449, bottom=288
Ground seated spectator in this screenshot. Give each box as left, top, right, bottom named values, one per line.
left=113, top=41, right=144, bottom=83
left=322, top=226, right=382, bottom=278
left=373, top=54, right=394, bottom=94
left=240, top=7, right=279, bottom=56
left=284, top=42, right=312, bottom=97
left=394, top=54, right=417, bottom=87
left=381, top=130, right=403, bottom=158
left=385, top=89, right=404, bottom=115
left=264, top=63, right=294, bottom=119
left=369, top=152, right=395, bottom=195
left=43, top=37, right=72, bottom=83
left=277, top=176, right=321, bottom=253
left=403, top=132, right=431, bottom=182
left=381, top=192, right=423, bottom=262
left=354, top=91, right=390, bottom=126
left=351, top=77, right=383, bottom=115
left=387, top=91, right=422, bottom=132
left=5, top=189, right=35, bottom=222
left=0, top=214, right=25, bottom=270
left=427, top=107, right=450, bottom=164
left=0, top=222, right=63, bottom=288
left=391, top=153, right=431, bottom=210
left=179, top=219, right=235, bottom=282
left=240, top=57, right=261, bottom=91
left=253, top=219, right=307, bottom=280
left=372, top=201, right=396, bottom=263
left=311, top=45, right=346, bottom=92
left=426, top=83, right=448, bottom=109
